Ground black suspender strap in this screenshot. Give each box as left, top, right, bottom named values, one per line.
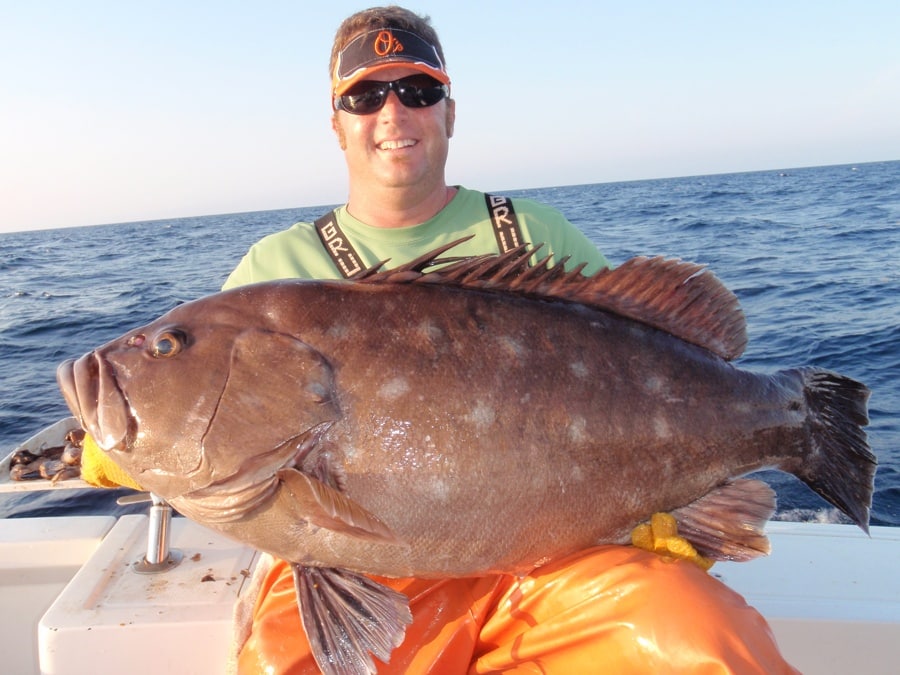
left=484, top=193, right=524, bottom=253
left=314, top=194, right=525, bottom=278
left=314, top=210, right=366, bottom=278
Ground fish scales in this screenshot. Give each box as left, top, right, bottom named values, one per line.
left=56, top=243, right=875, bottom=675
left=249, top=283, right=750, bottom=573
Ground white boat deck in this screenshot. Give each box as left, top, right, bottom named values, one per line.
left=1, top=515, right=256, bottom=675
left=0, top=516, right=115, bottom=675
left=715, top=522, right=900, bottom=674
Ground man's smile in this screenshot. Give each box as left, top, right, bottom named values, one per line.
left=377, top=139, right=418, bottom=150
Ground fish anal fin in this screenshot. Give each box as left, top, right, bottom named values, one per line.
left=672, top=479, right=775, bottom=562
left=277, top=467, right=398, bottom=543
left=293, top=565, right=413, bottom=675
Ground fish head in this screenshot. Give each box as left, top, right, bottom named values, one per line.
left=56, top=287, right=342, bottom=503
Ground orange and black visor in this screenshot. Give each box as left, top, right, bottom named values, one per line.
left=332, top=28, right=450, bottom=98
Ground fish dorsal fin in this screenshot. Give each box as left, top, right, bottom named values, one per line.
left=357, top=238, right=748, bottom=360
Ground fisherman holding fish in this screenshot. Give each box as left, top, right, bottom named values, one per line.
left=76, top=6, right=807, bottom=673
left=225, top=7, right=798, bottom=673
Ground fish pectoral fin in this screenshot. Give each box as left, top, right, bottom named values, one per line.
left=292, top=565, right=413, bottom=675
left=671, top=478, right=775, bottom=562
left=277, top=468, right=398, bottom=543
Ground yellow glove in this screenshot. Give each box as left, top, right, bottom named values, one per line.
left=80, top=432, right=144, bottom=491
left=631, top=512, right=713, bottom=571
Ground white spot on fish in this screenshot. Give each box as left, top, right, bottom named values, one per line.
left=307, top=382, right=329, bottom=400
left=428, top=476, right=452, bottom=501
left=378, top=377, right=410, bottom=401
left=326, top=323, right=351, bottom=340
left=343, top=443, right=359, bottom=460
left=644, top=376, right=664, bottom=393
left=652, top=416, right=672, bottom=438
left=417, top=321, right=444, bottom=342
left=569, top=361, right=589, bottom=378
left=465, top=401, right=496, bottom=429
left=567, top=416, right=589, bottom=444
left=497, top=335, right=526, bottom=360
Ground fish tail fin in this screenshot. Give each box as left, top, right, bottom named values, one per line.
left=781, top=367, right=876, bottom=532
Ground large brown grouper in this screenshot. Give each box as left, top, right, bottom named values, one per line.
left=57, top=242, right=876, bottom=675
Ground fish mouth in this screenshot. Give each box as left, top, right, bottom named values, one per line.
left=57, top=352, right=133, bottom=451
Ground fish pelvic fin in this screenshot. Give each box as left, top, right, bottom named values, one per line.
left=781, top=367, right=876, bottom=533
left=292, top=565, right=412, bottom=675
left=277, top=468, right=399, bottom=543
left=672, top=479, right=775, bottom=562
left=356, top=239, right=748, bottom=360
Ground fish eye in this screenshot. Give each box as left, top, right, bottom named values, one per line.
left=150, top=330, right=185, bottom=358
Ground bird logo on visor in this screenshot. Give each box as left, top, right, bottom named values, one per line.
left=374, top=30, right=404, bottom=57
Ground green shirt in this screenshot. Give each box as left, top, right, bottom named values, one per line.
left=222, top=186, right=609, bottom=289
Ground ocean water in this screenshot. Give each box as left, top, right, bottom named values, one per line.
left=1, top=160, right=898, bottom=526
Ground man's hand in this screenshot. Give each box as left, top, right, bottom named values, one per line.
left=631, top=512, right=713, bottom=571
left=80, top=432, right=144, bottom=491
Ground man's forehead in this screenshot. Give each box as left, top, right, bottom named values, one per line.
left=359, top=65, right=422, bottom=82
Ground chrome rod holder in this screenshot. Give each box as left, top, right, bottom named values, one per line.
left=133, top=493, right=183, bottom=574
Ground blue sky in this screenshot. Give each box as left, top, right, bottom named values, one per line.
left=2, top=1, right=898, bottom=233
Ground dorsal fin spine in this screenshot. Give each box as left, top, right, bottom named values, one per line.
left=355, top=239, right=747, bottom=360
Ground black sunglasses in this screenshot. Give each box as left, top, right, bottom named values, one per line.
left=334, top=74, right=449, bottom=115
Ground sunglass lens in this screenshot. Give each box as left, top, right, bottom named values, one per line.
left=337, top=75, right=447, bottom=114
left=397, top=78, right=447, bottom=107
left=341, top=82, right=388, bottom=114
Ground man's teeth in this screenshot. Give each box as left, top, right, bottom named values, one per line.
left=378, top=139, right=416, bottom=150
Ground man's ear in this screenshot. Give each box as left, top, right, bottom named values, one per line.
left=445, top=98, right=456, bottom=139
left=332, top=113, right=347, bottom=150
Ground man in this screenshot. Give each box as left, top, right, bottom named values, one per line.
left=226, top=7, right=797, bottom=674
left=222, top=11, right=607, bottom=288
left=81, top=6, right=797, bottom=673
